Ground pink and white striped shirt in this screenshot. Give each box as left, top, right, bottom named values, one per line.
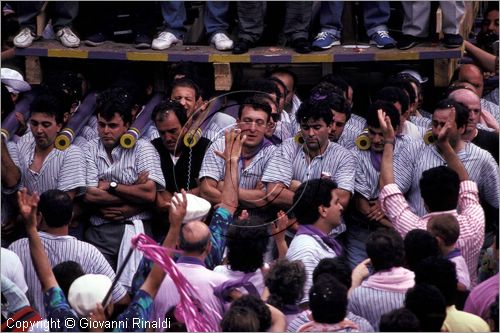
left=379, top=181, right=484, bottom=286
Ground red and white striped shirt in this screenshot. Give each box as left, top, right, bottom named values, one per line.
left=379, top=181, right=484, bottom=286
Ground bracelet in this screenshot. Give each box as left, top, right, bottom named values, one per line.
left=384, top=140, right=395, bottom=145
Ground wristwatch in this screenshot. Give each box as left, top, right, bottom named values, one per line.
left=108, top=181, right=118, bottom=194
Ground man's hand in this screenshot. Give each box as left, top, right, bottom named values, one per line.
left=367, top=200, right=385, bottom=222
left=214, top=129, right=246, bottom=163
left=87, top=303, right=107, bottom=332
left=17, top=189, right=39, bottom=231
left=14, top=112, right=27, bottom=136
left=97, top=179, right=110, bottom=191
left=167, top=189, right=188, bottom=227
left=99, top=204, right=143, bottom=222
left=289, top=180, right=302, bottom=192
left=377, top=109, right=395, bottom=141
left=436, top=108, right=457, bottom=149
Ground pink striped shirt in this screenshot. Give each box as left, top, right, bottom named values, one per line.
left=379, top=181, right=484, bottom=286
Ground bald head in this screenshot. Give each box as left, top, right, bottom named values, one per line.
left=179, top=221, right=211, bottom=255
left=448, top=88, right=481, bottom=133
left=458, top=64, right=484, bottom=97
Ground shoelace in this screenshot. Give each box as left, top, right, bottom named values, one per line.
left=61, top=27, right=77, bottom=38
left=376, top=31, right=391, bottom=39
left=316, top=31, right=331, bottom=41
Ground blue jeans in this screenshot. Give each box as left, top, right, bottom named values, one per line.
left=159, top=1, right=230, bottom=39
left=319, top=1, right=390, bottom=38
left=17, top=1, right=78, bottom=32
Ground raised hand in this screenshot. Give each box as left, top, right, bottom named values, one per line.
left=168, top=189, right=188, bottom=227
left=214, top=128, right=247, bottom=163
left=377, top=109, right=395, bottom=141
left=17, top=189, right=39, bottom=230
left=436, top=108, right=457, bottom=147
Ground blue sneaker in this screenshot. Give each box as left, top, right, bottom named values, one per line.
left=370, top=30, right=396, bottom=49
left=312, top=31, right=341, bottom=50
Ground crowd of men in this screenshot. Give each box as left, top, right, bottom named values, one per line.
left=1, top=1, right=499, bottom=332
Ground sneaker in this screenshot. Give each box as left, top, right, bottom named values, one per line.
left=292, top=38, right=312, bottom=54
left=55, top=26, right=80, bottom=48
left=232, top=39, right=253, bottom=54
left=397, top=34, right=424, bottom=50
left=370, top=30, right=396, bottom=49
left=134, top=33, right=152, bottom=49
left=211, top=32, right=233, bottom=51
left=13, top=27, right=36, bottom=48
left=312, top=31, right=341, bottom=50
left=84, top=32, right=108, bottom=46
left=152, top=31, right=180, bottom=50
left=442, top=34, right=463, bottom=48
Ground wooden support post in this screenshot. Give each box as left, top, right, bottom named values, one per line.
left=25, top=56, right=43, bottom=85
left=434, top=58, right=458, bottom=87
left=322, top=63, right=333, bottom=77
left=213, top=63, right=232, bottom=91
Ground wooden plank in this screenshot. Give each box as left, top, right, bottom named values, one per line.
left=209, top=54, right=250, bottom=63
left=375, top=52, right=419, bottom=61
left=292, top=54, right=333, bottom=63
left=127, top=52, right=168, bottom=62
left=213, top=63, right=232, bottom=91
left=48, top=49, right=88, bottom=59
left=25, top=56, right=42, bottom=84
left=434, top=58, right=458, bottom=87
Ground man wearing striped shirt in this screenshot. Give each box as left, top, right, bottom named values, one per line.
left=9, top=189, right=128, bottom=318
left=15, top=92, right=86, bottom=200
left=263, top=98, right=355, bottom=211
left=346, top=101, right=408, bottom=269
left=199, top=96, right=275, bottom=210
left=393, top=99, right=498, bottom=223
left=378, top=106, right=485, bottom=286
left=83, top=87, right=165, bottom=272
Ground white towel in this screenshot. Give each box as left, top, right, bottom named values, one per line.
left=117, top=219, right=144, bottom=290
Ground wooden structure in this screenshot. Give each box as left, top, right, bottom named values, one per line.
left=16, top=40, right=463, bottom=90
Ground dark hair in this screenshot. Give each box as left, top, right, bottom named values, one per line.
left=95, top=87, right=134, bottom=125
left=169, top=77, right=201, bottom=101
left=292, top=178, right=338, bottom=226
left=395, top=72, right=422, bottom=93
left=267, top=67, right=298, bottom=91
left=268, top=77, right=289, bottom=99
left=152, top=99, right=188, bottom=126
left=385, top=77, right=416, bottom=104
left=374, top=86, right=410, bottom=115
left=43, top=70, right=83, bottom=111
left=427, top=214, right=460, bottom=246
left=319, top=74, right=350, bottom=97
left=2, top=83, right=14, bottom=119
left=434, top=98, right=469, bottom=129
left=490, top=294, right=499, bottom=332
left=366, top=100, right=401, bottom=129
left=52, top=261, right=84, bottom=298
left=221, top=305, right=260, bottom=332
left=231, top=295, right=271, bottom=332
left=414, top=257, right=458, bottom=306
left=265, top=259, right=306, bottom=309
left=226, top=217, right=268, bottom=273
left=178, top=223, right=211, bottom=254
left=244, top=79, right=282, bottom=106
left=405, top=283, right=447, bottom=332
left=237, top=96, right=272, bottom=121
left=310, top=83, right=352, bottom=121
left=379, top=308, right=421, bottom=332
left=309, top=275, right=347, bottom=324
left=30, top=92, right=65, bottom=124
left=296, top=98, right=334, bottom=125
left=366, top=228, right=405, bottom=272
left=312, top=257, right=352, bottom=288
left=39, top=190, right=73, bottom=228
left=404, top=229, right=441, bottom=272
left=419, top=166, right=460, bottom=212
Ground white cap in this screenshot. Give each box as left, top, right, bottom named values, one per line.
left=172, top=193, right=211, bottom=223
left=68, top=274, right=112, bottom=317
left=399, top=69, right=428, bottom=84
left=1, top=68, right=31, bottom=94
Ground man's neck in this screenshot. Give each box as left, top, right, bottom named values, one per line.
left=313, top=220, right=333, bottom=235
left=305, top=141, right=329, bottom=159
left=181, top=253, right=206, bottom=263
left=241, top=142, right=263, bottom=160
left=441, top=244, right=455, bottom=257
left=34, top=144, right=54, bottom=158
left=462, top=128, right=478, bottom=142
left=39, top=226, right=69, bottom=237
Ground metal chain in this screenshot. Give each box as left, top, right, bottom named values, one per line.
left=186, top=146, right=193, bottom=191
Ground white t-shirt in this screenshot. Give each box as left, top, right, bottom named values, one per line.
left=1, top=248, right=28, bottom=293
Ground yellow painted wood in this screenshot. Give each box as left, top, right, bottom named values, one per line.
left=292, top=54, right=333, bottom=63
left=209, top=54, right=250, bottom=63
left=127, top=52, right=168, bottom=61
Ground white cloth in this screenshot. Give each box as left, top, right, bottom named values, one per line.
left=1, top=248, right=28, bottom=293
left=117, top=219, right=144, bottom=290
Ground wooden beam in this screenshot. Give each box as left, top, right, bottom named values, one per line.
left=213, top=63, right=232, bottom=91
left=434, top=57, right=459, bottom=87
left=25, top=56, right=42, bottom=84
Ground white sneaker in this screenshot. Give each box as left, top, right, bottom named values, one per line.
left=152, top=31, right=180, bottom=50
left=13, top=27, right=36, bottom=48
left=56, top=27, right=80, bottom=48
left=211, top=32, right=233, bottom=51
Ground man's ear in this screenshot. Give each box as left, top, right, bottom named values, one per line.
left=318, top=205, right=327, bottom=218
